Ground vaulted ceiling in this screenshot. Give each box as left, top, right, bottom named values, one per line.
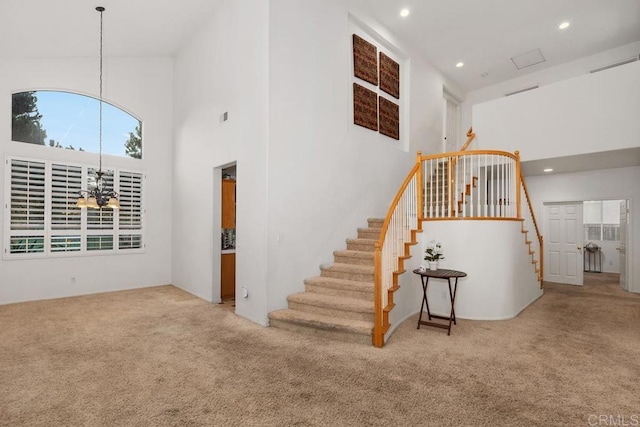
left=1, top=0, right=639, bottom=93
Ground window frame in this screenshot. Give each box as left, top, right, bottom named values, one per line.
left=583, top=200, right=621, bottom=242
left=4, top=155, right=145, bottom=260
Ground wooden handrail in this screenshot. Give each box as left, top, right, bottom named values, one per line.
left=373, top=161, right=420, bottom=347
left=459, top=127, right=475, bottom=151
left=375, top=163, right=421, bottom=245
left=520, top=171, right=543, bottom=279
left=515, top=151, right=521, bottom=219
left=420, top=149, right=518, bottom=162
left=520, top=173, right=541, bottom=240
left=373, top=243, right=383, bottom=347
left=416, top=151, right=423, bottom=221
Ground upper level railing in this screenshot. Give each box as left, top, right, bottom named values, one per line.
left=373, top=148, right=542, bottom=347
left=422, top=150, right=521, bottom=220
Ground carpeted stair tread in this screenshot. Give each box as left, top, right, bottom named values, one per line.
left=288, top=292, right=374, bottom=313
left=345, top=238, right=377, bottom=252
left=346, top=238, right=377, bottom=244
left=320, top=263, right=375, bottom=281
left=321, top=263, right=374, bottom=274
left=304, top=276, right=374, bottom=292
left=320, top=262, right=375, bottom=282
left=357, top=228, right=381, bottom=239
left=333, top=250, right=374, bottom=260
left=304, top=276, right=374, bottom=300
left=268, top=309, right=373, bottom=336
left=367, top=218, right=384, bottom=229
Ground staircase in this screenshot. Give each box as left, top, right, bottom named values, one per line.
left=268, top=218, right=384, bottom=345
left=424, top=160, right=479, bottom=217
left=457, top=176, right=479, bottom=215
left=424, top=161, right=449, bottom=217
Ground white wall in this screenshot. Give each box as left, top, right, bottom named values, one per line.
left=526, top=166, right=639, bottom=292
left=462, top=41, right=640, bottom=142
left=265, top=0, right=456, bottom=315
left=172, top=0, right=270, bottom=324
left=387, top=220, right=542, bottom=342
left=471, top=60, right=640, bottom=161
left=0, top=56, right=174, bottom=304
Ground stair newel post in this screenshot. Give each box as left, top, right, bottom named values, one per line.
left=373, top=241, right=384, bottom=347
left=416, top=151, right=423, bottom=222
left=515, top=151, right=522, bottom=219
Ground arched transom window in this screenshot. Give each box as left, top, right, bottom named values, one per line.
left=11, top=90, right=142, bottom=159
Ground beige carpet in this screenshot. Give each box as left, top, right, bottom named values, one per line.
left=1, top=273, right=639, bottom=426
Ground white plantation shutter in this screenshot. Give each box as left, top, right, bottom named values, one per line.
left=8, top=159, right=45, bottom=254
left=119, top=234, right=142, bottom=250
left=51, top=235, right=81, bottom=252
left=87, top=235, right=114, bottom=251
left=118, top=171, right=143, bottom=250
left=51, top=164, right=82, bottom=230
left=10, top=159, right=45, bottom=231
left=5, top=156, right=144, bottom=258
left=118, top=171, right=142, bottom=230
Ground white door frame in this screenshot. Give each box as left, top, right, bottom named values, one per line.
left=541, top=197, right=633, bottom=293
left=213, top=161, right=238, bottom=303
left=442, top=89, right=461, bottom=153
left=619, top=200, right=629, bottom=291
left=619, top=198, right=633, bottom=293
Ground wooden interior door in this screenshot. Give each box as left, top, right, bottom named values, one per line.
left=221, top=179, right=236, bottom=228
left=221, top=253, right=236, bottom=299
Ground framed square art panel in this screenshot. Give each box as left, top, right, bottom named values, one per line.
left=353, top=83, right=378, bottom=131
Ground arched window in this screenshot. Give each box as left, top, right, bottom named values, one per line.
left=11, top=91, right=142, bottom=159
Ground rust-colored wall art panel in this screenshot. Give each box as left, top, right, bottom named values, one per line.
left=380, top=52, right=400, bottom=99
left=379, top=96, right=399, bottom=140
left=353, top=83, right=378, bottom=131
left=353, top=34, right=378, bottom=86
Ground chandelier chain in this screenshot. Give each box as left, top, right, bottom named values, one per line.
left=98, top=7, right=103, bottom=172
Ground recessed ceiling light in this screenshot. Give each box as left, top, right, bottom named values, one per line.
left=400, top=9, right=410, bottom=17
left=456, top=62, right=464, bottom=68
left=543, top=168, right=554, bottom=173
left=558, top=22, right=570, bottom=30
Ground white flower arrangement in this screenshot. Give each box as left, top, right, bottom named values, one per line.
left=424, top=240, right=445, bottom=262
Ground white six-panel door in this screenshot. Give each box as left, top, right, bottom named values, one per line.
left=544, top=203, right=584, bottom=286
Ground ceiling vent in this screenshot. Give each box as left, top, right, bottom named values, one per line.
left=511, top=49, right=546, bottom=70
left=505, top=85, right=539, bottom=97
left=589, top=55, right=639, bottom=73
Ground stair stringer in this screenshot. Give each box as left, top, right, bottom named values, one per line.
left=379, top=227, right=423, bottom=337
left=521, top=223, right=543, bottom=285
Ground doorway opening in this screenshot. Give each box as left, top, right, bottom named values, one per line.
left=542, top=198, right=631, bottom=292
left=214, top=163, right=237, bottom=311
left=443, top=89, right=461, bottom=152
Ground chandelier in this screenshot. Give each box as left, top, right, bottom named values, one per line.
left=76, top=6, right=120, bottom=210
